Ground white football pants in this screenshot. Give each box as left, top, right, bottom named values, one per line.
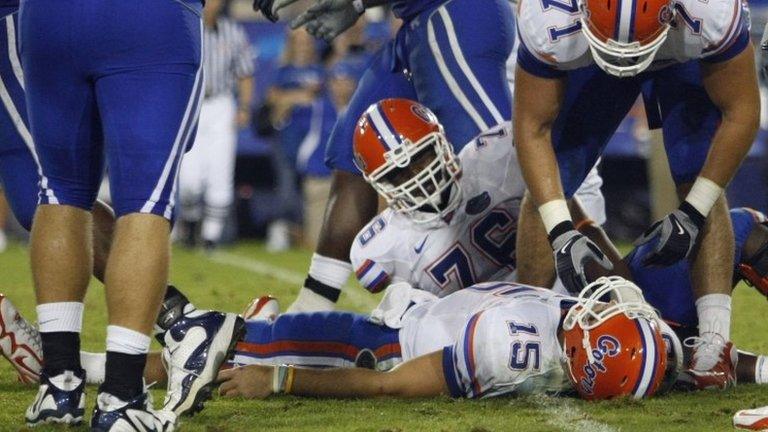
left=178, top=94, right=237, bottom=243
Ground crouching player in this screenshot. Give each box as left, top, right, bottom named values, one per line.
left=347, top=98, right=605, bottom=295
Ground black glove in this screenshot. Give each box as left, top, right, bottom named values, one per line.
left=550, top=224, right=613, bottom=294
left=253, top=0, right=279, bottom=22
left=635, top=201, right=705, bottom=267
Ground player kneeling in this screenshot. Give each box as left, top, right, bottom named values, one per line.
left=218, top=277, right=673, bottom=401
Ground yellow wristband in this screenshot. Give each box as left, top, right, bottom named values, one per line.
left=284, top=367, right=295, bottom=394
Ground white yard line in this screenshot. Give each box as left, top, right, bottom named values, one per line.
left=530, top=395, right=618, bottom=432
left=208, top=251, right=379, bottom=311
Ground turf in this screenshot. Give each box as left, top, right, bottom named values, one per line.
left=1, top=240, right=767, bottom=431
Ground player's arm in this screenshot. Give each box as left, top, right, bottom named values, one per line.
left=515, top=66, right=612, bottom=292
left=217, top=350, right=448, bottom=399
left=699, top=45, right=760, bottom=194
left=635, top=24, right=759, bottom=266
left=513, top=67, right=567, bottom=210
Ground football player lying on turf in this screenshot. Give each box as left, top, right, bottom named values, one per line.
left=3, top=277, right=677, bottom=401
left=219, top=277, right=675, bottom=400
left=347, top=98, right=606, bottom=296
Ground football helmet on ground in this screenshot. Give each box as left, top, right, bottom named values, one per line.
left=563, top=276, right=668, bottom=400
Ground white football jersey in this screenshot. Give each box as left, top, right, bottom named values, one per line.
left=350, top=122, right=524, bottom=296
left=396, top=282, right=571, bottom=398
left=350, top=121, right=605, bottom=296
left=517, top=0, right=749, bottom=72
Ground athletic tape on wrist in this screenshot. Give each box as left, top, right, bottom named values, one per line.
left=685, top=176, right=722, bottom=217
left=538, top=199, right=572, bottom=234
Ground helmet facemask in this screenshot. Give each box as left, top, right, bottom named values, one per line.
left=579, top=0, right=671, bottom=77
left=365, top=132, right=462, bottom=224
left=563, top=277, right=660, bottom=364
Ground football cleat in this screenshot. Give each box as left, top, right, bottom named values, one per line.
left=242, top=296, right=279, bottom=321
left=161, top=310, right=244, bottom=416
left=0, top=294, right=42, bottom=384
left=735, top=406, right=768, bottom=431
left=680, top=335, right=737, bottom=390
left=91, top=390, right=176, bottom=432
left=25, top=369, right=86, bottom=426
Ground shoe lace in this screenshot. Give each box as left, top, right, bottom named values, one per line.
left=683, top=333, right=726, bottom=370
left=18, top=318, right=42, bottom=356
left=161, top=347, right=201, bottom=407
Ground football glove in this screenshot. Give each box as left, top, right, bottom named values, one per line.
left=760, top=21, right=768, bottom=84
left=551, top=228, right=613, bottom=294
left=634, top=201, right=705, bottom=267
left=253, top=0, right=280, bottom=22
left=290, top=0, right=361, bottom=42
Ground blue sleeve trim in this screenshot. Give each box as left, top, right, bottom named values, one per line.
left=517, top=41, right=565, bottom=79
left=442, top=346, right=465, bottom=398
left=702, top=22, right=749, bottom=64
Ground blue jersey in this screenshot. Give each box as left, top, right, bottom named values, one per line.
left=391, top=0, right=444, bottom=20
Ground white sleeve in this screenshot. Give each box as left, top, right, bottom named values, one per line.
left=350, top=214, right=399, bottom=293
left=441, top=307, right=565, bottom=399
left=685, top=0, right=750, bottom=62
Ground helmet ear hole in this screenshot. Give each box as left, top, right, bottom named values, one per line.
left=642, top=1, right=648, bottom=13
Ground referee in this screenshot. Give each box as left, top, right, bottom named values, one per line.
left=178, top=0, right=255, bottom=250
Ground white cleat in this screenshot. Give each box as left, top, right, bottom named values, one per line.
left=735, top=406, right=768, bottom=431
left=91, top=390, right=176, bottom=432
left=242, top=296, right=279, bottom=322
left=26, top=369, right=86, bottom=426
left=0, top=294, right=42, bottom=384
left=161, top=310, right=244, bottom=416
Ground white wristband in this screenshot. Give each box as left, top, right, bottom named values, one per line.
left=538, top=199, right=572, bottom=233
left=684, top=176, right=723, bottom=217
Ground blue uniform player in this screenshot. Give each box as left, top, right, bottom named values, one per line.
left=511, top=0, right=759, bottom=391
left=17, top=1, right=243, bottom=430
left=253, top=0, right=516, bottom=313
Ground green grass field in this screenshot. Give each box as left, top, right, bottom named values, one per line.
left=2, top=240, right=768, bottom=431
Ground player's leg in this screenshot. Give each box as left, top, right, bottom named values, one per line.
left=652, top=60, right=736, bottom=386
left=90, top=1, right=241, bottom=425
left=288, top=42, right=417, bottom=312
left=200, top=94, right=237, bottom=248
left=407, top=0, right=514, bottom=149
left=233, top=311, right=402, bottom=370
left=19, top=0, right=105, bottom=425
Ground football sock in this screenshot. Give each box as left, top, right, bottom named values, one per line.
left=37, top=302, right=83, bottom=375
left=81, top=352, right=106, bottom=385
left=288, top=253, right=351, bottom=312
left=201, top=204, right=228, bottom=244
left=101, top=325, right=151, bottom=400
left=695, top=294, right=731, bottom=341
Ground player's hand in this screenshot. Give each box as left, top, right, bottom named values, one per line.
left=760, top=21, right=768, bottom=83
left=290, top=0, right=360, bottom=42
left=634, top=202, right=705, bottom=267
left=217, top=365, right=273, bottom=399
left=551, top=229, right=613, bottom=294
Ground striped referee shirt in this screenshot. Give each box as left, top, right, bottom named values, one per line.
left=203, top=17, right=254, bottom=98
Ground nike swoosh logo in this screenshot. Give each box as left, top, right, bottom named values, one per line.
left=37, top=319, right=57, bottom=326
left=560, top=238, right=574, bottom=255
left=414, top=237, right=428, bottom=254
left=673, top=219, right=685, bottom=235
